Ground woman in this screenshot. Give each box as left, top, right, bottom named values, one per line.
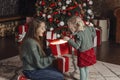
left=20, top=18, right=64, bottom=80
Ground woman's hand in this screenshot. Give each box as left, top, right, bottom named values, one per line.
left=54, top=56, right=58, bottom=59
left=63, top=36, right=70, bottom=41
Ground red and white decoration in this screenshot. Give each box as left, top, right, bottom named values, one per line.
left=15, top=24, right=28, bottom=44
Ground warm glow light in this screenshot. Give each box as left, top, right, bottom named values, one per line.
left=50, top=39, right=67, bottom=45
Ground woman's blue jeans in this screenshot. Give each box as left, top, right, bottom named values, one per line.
left=23, top=67, right=64, bottom=80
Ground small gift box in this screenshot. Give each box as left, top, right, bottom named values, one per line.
left=46, top=31, right=57, bottom=40
left=53, top=56, right=69, bottom=73
left=18, top=24, right=28, bottom=34
left=15, top=24, right=28, bottom=44
left=48, top=39, right=69, bottom=56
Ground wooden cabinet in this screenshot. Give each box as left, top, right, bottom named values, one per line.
left=114, top=7, right=120, bottom=43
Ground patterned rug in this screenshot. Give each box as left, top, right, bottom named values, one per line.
left=0, top=55, right=79, bottom=80
left=0, top=56, right=23, bottom=80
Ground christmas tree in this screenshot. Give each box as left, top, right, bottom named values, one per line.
left=35, top=0, right=94, bottom=30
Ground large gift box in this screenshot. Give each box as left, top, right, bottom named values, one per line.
left=93, top=19, right=109, bottom=42
left=53, top=56, right=69, bottom=73
left=48, top=39, right=69, bottom=56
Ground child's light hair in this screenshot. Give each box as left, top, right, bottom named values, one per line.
left=67, top=16, right=85, bottom=32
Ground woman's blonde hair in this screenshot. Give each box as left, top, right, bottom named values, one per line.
left=67, top=16, right=85, bottom=32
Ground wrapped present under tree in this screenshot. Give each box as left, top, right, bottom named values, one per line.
left=53, top=56, right=69, bottom=73
left=15, top=24, right=28, bottom=44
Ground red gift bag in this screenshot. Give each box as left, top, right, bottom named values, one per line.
left=53, top=56, right=69, bottom=73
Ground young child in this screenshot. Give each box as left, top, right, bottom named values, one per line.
left=19, top=18, right=64, bottom=80
left=63, top=16, right=96, bottom=80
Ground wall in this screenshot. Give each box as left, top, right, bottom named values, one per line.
left=0, top=0, right=36, bottom=18
left=93, top=0, right=120, bottom=18
left=93, top=0, right=120, bottom=41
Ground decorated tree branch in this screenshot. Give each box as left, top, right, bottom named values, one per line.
left=35, top=0, right=94, bottom=30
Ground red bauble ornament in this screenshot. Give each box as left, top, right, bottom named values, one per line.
left=62, top=10, right=66, bottom=14
left=56, top=20, right=60, bottom=23
left=67, top=12, right=72, bottom=16
left=48, top=18, right=53, bottom=23
left=41, top=1, right=46, bottom=6
left=50, top=3, right=56, bottom=7
left=75, top=12, right=79, bottom=16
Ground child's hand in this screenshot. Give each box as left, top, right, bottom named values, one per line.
left=63, top=36, right=70, bottom=41
left=53, top=55, right=58, bottom=59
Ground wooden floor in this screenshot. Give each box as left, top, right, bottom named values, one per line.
left=95, top=41, right=120, bottom=65
left=67, top=57, right=120, bottom=80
